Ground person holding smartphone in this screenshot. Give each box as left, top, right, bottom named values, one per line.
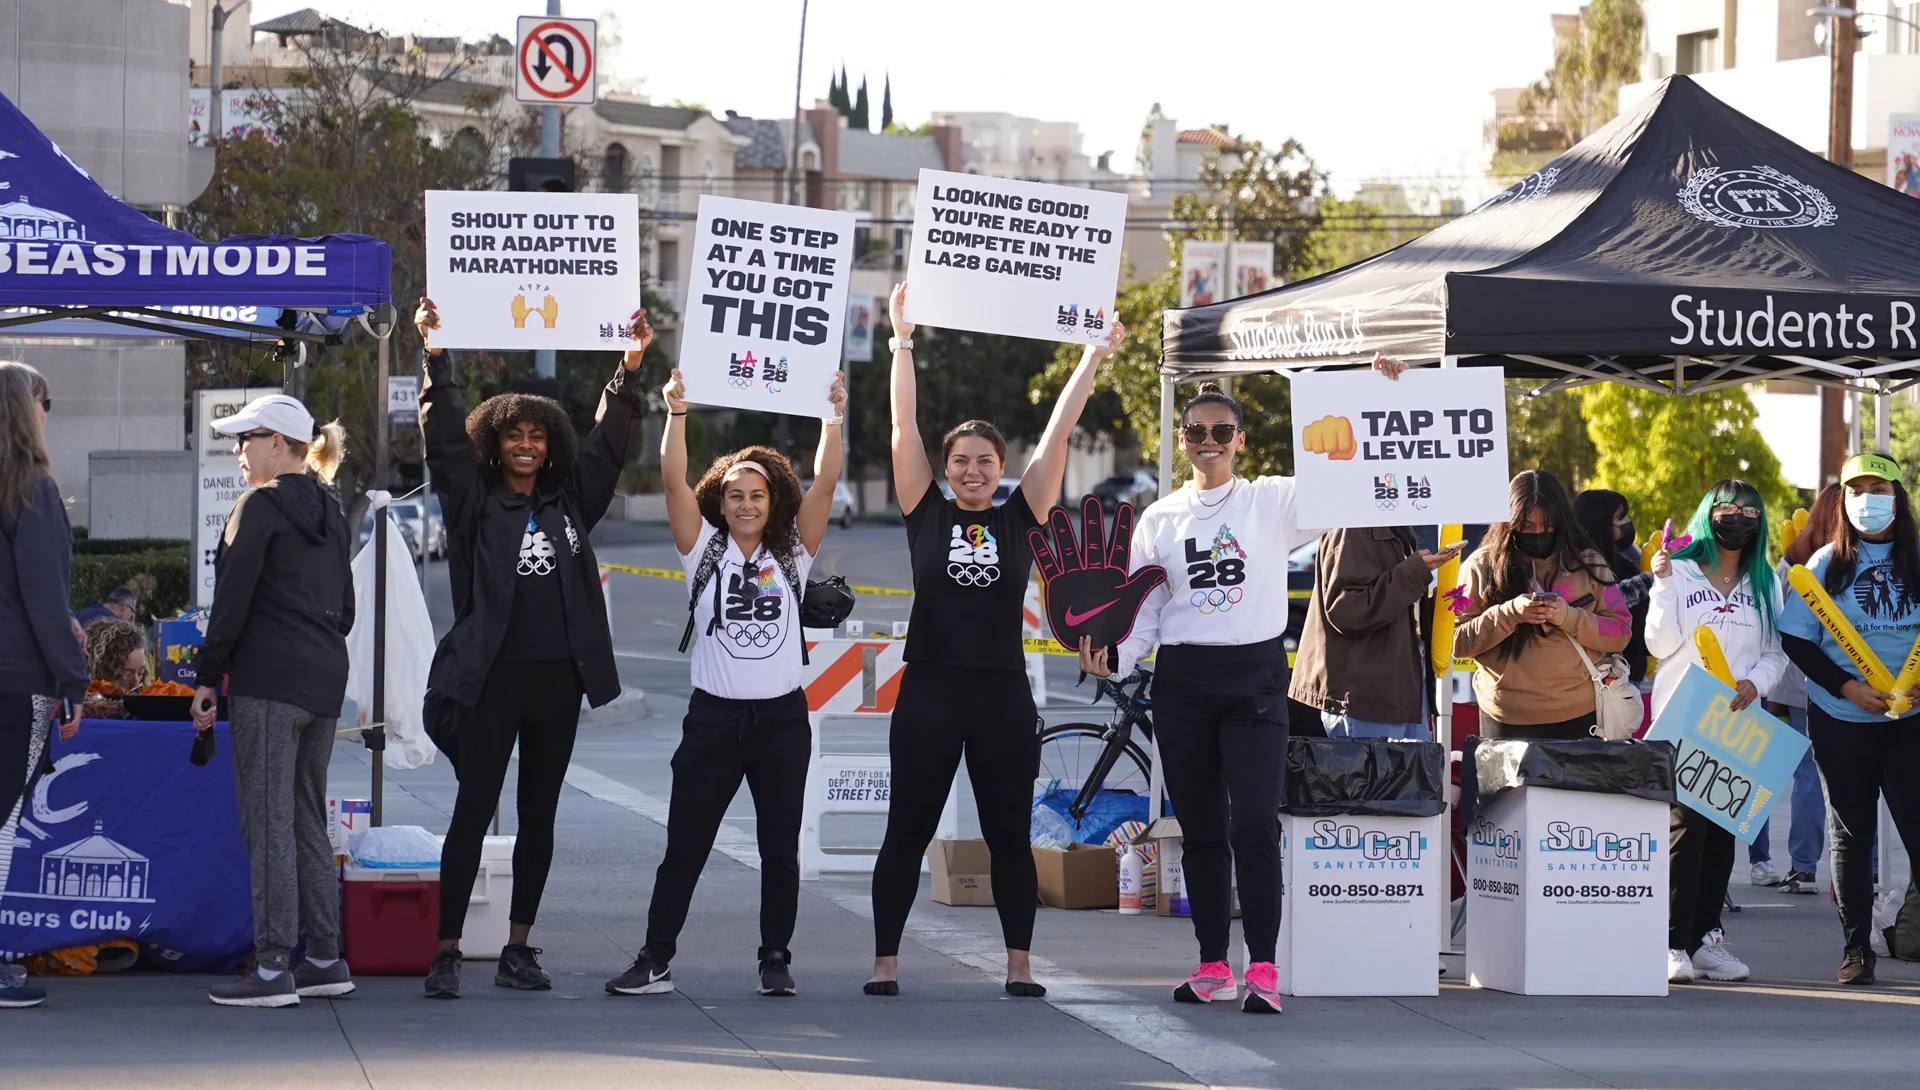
left=1452, top=469, right=1630, bottom=739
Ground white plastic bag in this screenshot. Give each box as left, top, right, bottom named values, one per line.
left=345, top=494, right=437, bottom=770
left=348, top=824, right=442, bottom=869
left=1029, top=805, right=1073, bottom=850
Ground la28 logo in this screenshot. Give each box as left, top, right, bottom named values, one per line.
left=724, top=572, right=783, bottom=621
left=1183, top=539, right=1246, bottom=589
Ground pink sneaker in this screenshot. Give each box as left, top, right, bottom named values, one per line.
left=1173, top=961, right=1237, bottom=1004
left=1241, top=961, right=1283, bottom=1014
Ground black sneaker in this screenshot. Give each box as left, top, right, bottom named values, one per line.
left=495, top=944, right=552, bottom=991
left=1839, top=947, right=1877, bottom=986
left=758, top=953, right=796, bottom=997
left=425, top=950, right=462, bottom=999
left=1780, top=869, right=1819, bottom=895
left=0, top=965, right=46, bottom=1008
left=293, top=958, right=356, bottom=998
left=209, top=966, right=299, bottom=1008
left=606, top=950, right=674, bottom=996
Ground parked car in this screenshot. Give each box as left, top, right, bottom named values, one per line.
left=357, top=509, right=422, bottom=559
left=799, top=479, right=858, bottom=528
left=1090, top=469, right=1159, bottom=514
left=936, top=477, right=1022, bottom=504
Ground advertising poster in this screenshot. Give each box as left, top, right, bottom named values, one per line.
left=1891, top=115, right=1920, bottom=197
left=844, top=295, right=876, bottom=363
left=1229, top=240, right=1275, bottom=298
left=424, top=190, right=641, bottom=352
left=677, top=194, right=855, bottom=416
left=1180, top=239, right=1226, bottom=308
left=905, top=169, right=1127, bottom=344
left=1289, top=367, right=1509, bottom=528
left=1644, top=665, right=1810, bottom=843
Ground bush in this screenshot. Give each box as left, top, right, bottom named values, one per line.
left=71, top=548, right=192, bottom=621
left=73, top=537, right=190, bottom=557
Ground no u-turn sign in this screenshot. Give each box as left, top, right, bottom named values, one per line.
left=515, top=15, right=597, bottom=106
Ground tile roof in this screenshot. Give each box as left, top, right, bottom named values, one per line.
left=835, top=128, right=943, bottom=181
left=725, top=115, right=791, bottom=170
left=593, top=100, right=702, bottom=132
left=1177, top=128, right=1238, bottom=147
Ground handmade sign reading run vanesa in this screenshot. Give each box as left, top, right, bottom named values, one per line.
left=1644, top=664, right=1810, bottom=843
left=905, top=169, right=1127, bottom=345
left=678, top=195, right=855, bottom=417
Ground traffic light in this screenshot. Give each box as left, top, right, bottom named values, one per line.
left=509, top=157, right=575, bottom=192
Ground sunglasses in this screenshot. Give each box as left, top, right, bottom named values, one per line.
left=233, top=430, right=278, bottom=445
left=1181, top=423, right=1240, bottom=445
left=1710, top=502, right=1761, bottom=518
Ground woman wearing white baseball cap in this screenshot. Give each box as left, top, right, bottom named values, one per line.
left=195, top=392, right=355, bottom=1008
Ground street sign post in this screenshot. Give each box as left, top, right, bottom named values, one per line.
left=514, top=15, right=597, bottom=106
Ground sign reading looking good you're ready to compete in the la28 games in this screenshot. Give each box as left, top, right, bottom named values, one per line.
left=677, top=195, right=855, bottom=416
left=1289, top=367, right=1510, bottom=529
left=424, top=190, right=640, bottom=352
left=905, top=169, right=1127, bottom=345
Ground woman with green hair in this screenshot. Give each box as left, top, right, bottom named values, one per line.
left=1646, top=478, right=1787, bottom=985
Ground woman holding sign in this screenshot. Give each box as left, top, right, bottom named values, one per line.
left=605, top=367, right=846, bottom=1001
left=1645, top=480, right=1785, bottom=985
left=867, top=283, right=1121, bottom=999
left=1778, top=453, right=1920, bottom=986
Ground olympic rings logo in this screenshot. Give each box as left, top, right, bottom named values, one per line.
left=1375, top=497, right=1398, bottom=510
left=1189, top=587, right=1244, bottom=614
left=948, top=562, right=1000, bottom=587
left=725, top=621, right=782, bottom=647
left=728, top=375, right=754, bottom=389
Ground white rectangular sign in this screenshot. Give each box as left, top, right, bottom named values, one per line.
left=1180, top=240, right=1225, bottom=308
left=387, top=375, right=419, bottom=424
left=1289, top=367, right=1509, bottom=529
left=677, top=195, right=855, bottom=417
left=424, top=190, right=640, bottom=352
left=905, top=169, right=1127, bottom=345
left=193, top=387, right=278, bottom=609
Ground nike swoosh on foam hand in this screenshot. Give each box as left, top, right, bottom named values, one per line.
left=1063, top=600, right=1118, bottom=626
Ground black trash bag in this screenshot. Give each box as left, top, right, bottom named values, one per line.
left=1473, top=738, right=1676, bottom=811
left=1281, top=737, right=1447, bottom=818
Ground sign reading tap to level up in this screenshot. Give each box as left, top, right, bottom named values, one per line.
left=515, top=15, right=597, bottom=106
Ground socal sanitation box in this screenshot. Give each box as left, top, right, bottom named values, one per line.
left=1466, top=787, right=1669, bottom=996
left=1278, top=813, right=1444, bottom=996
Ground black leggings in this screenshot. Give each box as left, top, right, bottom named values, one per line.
left=438, top=659, right=583, bottom=940
left=1808, top=704, right=1920, bottom=952
left=1152, top=641, right=1290, bottom=965
left=872, top=662, right=1039, bottom=957
left=644, top=687, right=810, bottom=965
left=1669, top=804, right=1733, bottom=953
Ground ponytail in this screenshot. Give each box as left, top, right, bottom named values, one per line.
left=294, top=420, right=348, bottom=485
left=1183, top=381, right=1242, bottom=426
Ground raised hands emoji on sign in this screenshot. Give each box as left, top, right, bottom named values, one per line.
left=1028, top=495, right=1167, bottom=654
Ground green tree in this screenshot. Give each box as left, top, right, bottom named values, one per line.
left=1579, top=384, right=1795, bottom=533
left=1506, top=382, right=1599, bottom=490
left=1303, top=196, right=1447, bottom=279
left=1857, top=395, right=1920, bottom=496
left=1525, top=0, right=1645, bottom=141
left=881, top=74, right=894, bottom=131
left=1136, top=103, right=1165, bottom=175
left=828, top=66, right=849, bottom=113
left=851, top=77, right=870, bottom=132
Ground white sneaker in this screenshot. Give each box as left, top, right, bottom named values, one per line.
left=1691, top=930, right=1750, bottom=982
left=1749, top=861, right=1785, bottom=887
left=1668, top=948, right=1697, bottom=984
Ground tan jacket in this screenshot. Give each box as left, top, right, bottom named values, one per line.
left=1452, top=549, right=1630, bottom=726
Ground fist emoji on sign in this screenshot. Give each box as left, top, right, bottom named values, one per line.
left=1302, top=415, right=1357, bottom=460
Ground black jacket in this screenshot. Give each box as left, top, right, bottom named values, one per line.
left=0, top=474, right=86, bottom=702
left=198, top=472, right=354, bottom=717
left=420, top=352, right=640, bottom=725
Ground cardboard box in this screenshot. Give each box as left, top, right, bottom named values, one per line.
left=327, top=797, right=372, bottom=863
left=1136, top=816, right=1236, bottom=918
left=1033, top=842, right=1119, bottom=910
left=928, top=839, right=994, bottom=906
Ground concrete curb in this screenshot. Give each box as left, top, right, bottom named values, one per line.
left=579, top=686, right=648, bottom=728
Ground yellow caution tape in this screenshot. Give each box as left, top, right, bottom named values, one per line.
left=1693, top=627, right=1737, bottom=687
left=598, top=562, right=914, bottom=597
left=1786, top=564, right=1895, bottom=690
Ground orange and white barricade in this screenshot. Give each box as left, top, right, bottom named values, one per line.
left=800, top=636, right=957, bottom=879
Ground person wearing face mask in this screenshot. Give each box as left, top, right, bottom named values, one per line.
left=1574, top=489, right=1651, bottom=691
left=1453, top=470, right=1631, bottom=739
left=1778, top=453, right=1920, bottom=986
left=606, top=369, right=846, bottom=1001
left=414, top=298, right=652, bottom=999
left=866, top=283, right=1121, bottom=999
left=1644, top=480, right=1785, bottom=985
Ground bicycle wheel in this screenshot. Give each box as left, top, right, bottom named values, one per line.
left=1036, top=723, right=1152, bottom=800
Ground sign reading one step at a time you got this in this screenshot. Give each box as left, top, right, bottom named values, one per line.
left=1289, top=367, right=1510, bottom=529
left=677, top=195, right=855, bottom=416
left=424, top=190, right=639, bottom=352
left=1645, top=664, right=1810, bottom=843
left=905, top=169, right=1128, bottom=345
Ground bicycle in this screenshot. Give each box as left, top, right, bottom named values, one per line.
left=1035, top=667, right=1156, bottom=822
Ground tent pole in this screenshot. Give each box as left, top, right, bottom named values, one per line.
left=1437, top=354, right=1458, bottom=963
left=1877, top=383, right=1892, bottom=456
left=369, top=314, right=395, bottom=825
left=1849, top=390, right=1862, bottom=455
left=1158, top=373, right=1176, bottom=498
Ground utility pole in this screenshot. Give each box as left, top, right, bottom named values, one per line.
left=1821, top=8, right=1857, bottom=482
left=535, top=0, right=562, bottom=380
left=786, top=0, right=810, bottom=207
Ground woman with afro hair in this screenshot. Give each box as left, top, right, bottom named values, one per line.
left=606, top=364, right=846, bottom=1000
left=412, top=296, right=652, bottom=999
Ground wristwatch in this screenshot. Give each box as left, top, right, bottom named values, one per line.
left=889, top=336, right=913, bottom=352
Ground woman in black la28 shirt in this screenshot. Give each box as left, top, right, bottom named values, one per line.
left=865, top=283, right=1121, bottom=998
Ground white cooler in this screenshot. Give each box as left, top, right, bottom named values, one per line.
left=1466, top=786, right=1668, bottom=995
left=432, top=834, right=517, bottom=960
left=1278, top=813, right=1444, bottom=996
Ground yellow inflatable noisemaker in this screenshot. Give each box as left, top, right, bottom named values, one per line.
left=1785, top=564, right=1895, bottom=691
left=1692, top=627, right=1737, bottom=688
left=1886, top=636, right=1920, bottom=716
left=1431, top=524, right=1464, bottom=679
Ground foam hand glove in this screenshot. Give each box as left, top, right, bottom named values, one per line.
left=1028, top=496, right=1167, bottom=654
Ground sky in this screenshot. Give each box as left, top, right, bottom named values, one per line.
left=251, top=0, right=1577, bottom=199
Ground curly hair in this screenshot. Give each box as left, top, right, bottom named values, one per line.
left=693, top=446, right=804, bottom=558
left=84, top=617, right=147, bottom=689
left=465, top=393, right=579, bottom=483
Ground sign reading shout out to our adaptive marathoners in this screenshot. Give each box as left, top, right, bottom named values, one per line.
left=905, top=169, right=1127, bottom=345
left=678, top=195, right=855, bottom=416
left=1290, top=367, right=1510, bottom=529
left=424, top=190, right=640, bottom=352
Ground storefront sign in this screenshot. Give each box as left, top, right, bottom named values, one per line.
left=1644, top=664, right=1809, bottom=843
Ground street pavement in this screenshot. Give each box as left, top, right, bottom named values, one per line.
left=15, top=521, right=1920, bottom=1089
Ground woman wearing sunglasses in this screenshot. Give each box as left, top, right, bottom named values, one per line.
left=866, top=283, right=1122, bottom=999
left=1080, top=357, right=1404, bottom=1014
left=606, top=367, right=845, bottom=1001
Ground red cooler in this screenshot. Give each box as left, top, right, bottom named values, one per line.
left=342, top=863, right=441, bottom=975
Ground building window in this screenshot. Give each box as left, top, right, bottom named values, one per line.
left=658, top=239, right=680, bottom=285
left=838, top=179, right=872, bottom=213
left=661, top=145, right=682, bottom=189
left=453, top=127, right=485, bottom=172
left=701, top=159, right=716, bottom=195
left=636, top=152, right=656, bottom=203
left=1676, top=30, right=1720, bottom=75
left=604, top=142, right=629, bottom=192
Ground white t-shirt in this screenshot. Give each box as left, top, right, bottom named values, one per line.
left=680, top=522, right=815, bottom=700
left=1116, top=475, right=1315, bottom=676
